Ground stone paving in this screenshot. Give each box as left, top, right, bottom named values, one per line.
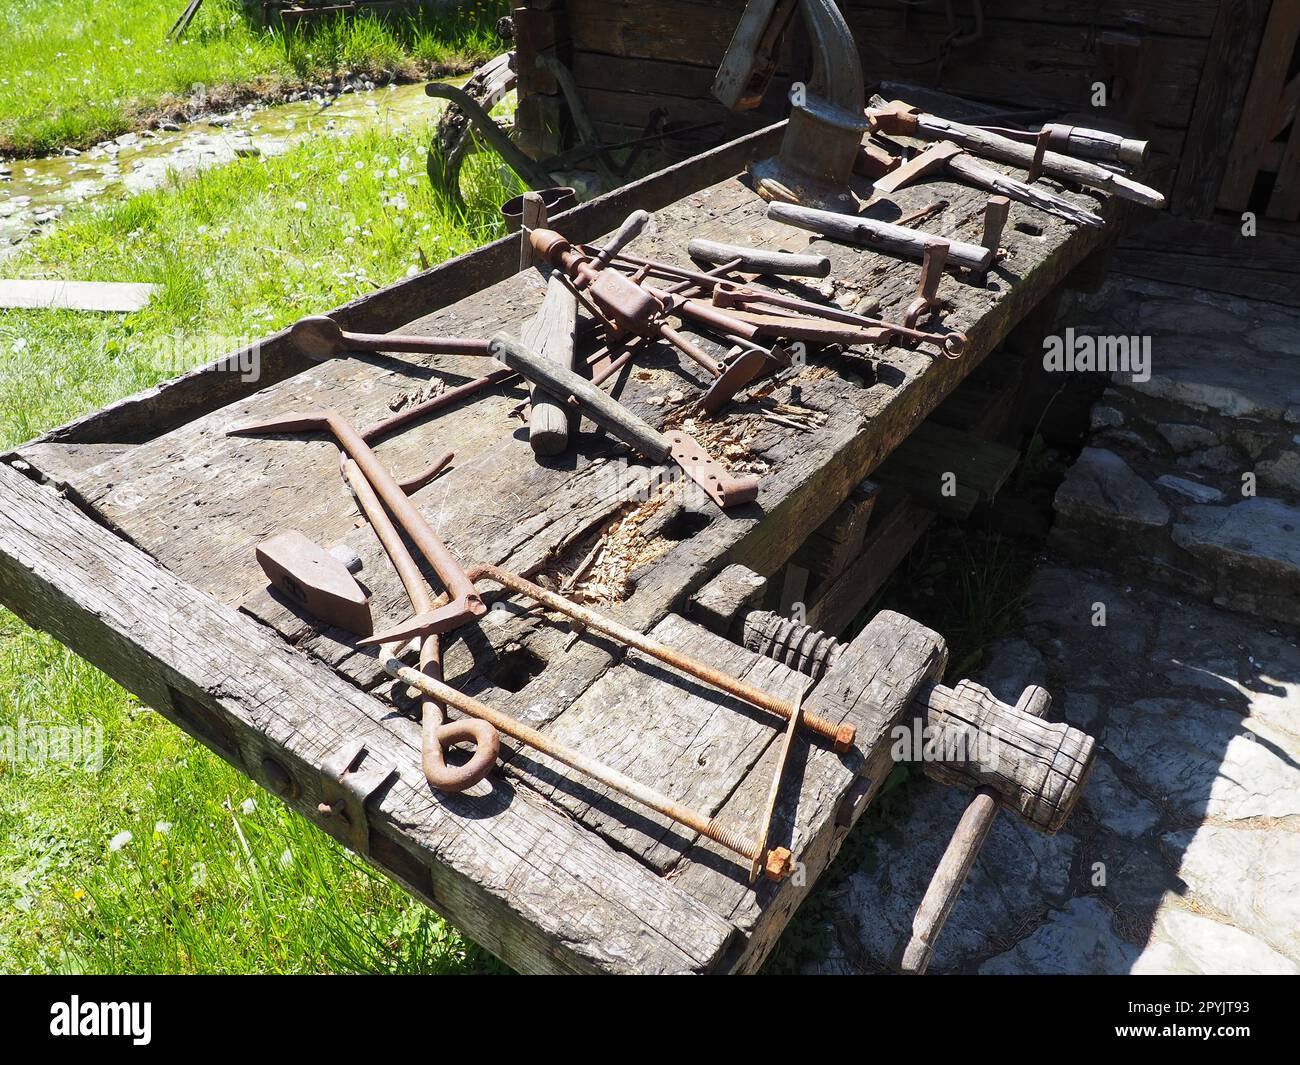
left=807, top=564, right=1300, bottom=974
left=1050, top=277, right=1300, bottom=625
left=806, top=274, right=1300, bottom=974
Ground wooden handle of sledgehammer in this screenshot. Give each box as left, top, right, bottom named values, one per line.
left=490, top=332, right=673, bottom=462
left=899, top=684, right=1055, bottom=975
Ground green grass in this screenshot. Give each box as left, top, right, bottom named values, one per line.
left=0, top=112, right=521, bottom=973
left=0, top=0, right=507, bottom=157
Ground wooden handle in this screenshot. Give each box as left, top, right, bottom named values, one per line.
left=521, top=275, right=578, bottom=456
left=767, top=202, right=993, bottom=271
left=490, top=332, right=672, bottom=462
left=687, top=237, right=830, bottom=278
left=589, top=210, right=652, bottom=270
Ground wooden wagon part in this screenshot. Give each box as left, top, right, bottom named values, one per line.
left=0, top=113, right=1122, bottom=972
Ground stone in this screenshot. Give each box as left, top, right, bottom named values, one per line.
left=1133, top=909, right=1299, bottom=974
left=233, top=143, right=262, bottom=159
left=1162, top=825, right=1300, bottom=960
left=1125, top=335, right=1300, bottom=422
left=1156, top=421, right=1220, bottom=453
left=1082, top=758, right=1159, bottom=838
left=1140, top=302, right=1244, bottom=336
left=1247, top=324, right=1300, bottom=358
left=1155, top=474, right=1222, bottom=503
left=976, top=638, right=1046, bottom=704
left=1257, top=447, right=1300, bottom=494
left=1090, top=405, right=1124, bottom=430
left=1104, top=697, right=1300, bottom=822
left=979, top=897, right=1139, bottom=974
left=1055, top=448, right=1170, bottom=529
left=1172, top=498, right=1300, bottom=585
left=804, top=780, right=1076, bottom=974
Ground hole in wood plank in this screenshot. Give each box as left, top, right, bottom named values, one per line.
left=481, top=644, right=547, bottom=694
left=1014, top=221, right=1043, bottom=237
left=660, top=509, right=711, bottom=541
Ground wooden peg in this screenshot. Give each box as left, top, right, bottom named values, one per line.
left=519, top=192, right=547, bottom=271
left=979, top=195, right=1011, bottom=280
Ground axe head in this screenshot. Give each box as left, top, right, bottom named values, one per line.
left=257, top=530, right=372, bottom=636
left=227, top=411, right=332, bottom=436
left=359, top=594, right=488, bottom=647
left=872, top=141, right=963, bottom=196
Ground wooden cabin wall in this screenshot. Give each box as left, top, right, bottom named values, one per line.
left=511, top=1, right=1298, bottom=303
left=513, top=1, right=1218, bottom=190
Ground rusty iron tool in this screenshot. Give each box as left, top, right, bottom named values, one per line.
left=385, top=656, right=794, bottom=880
left=749, top=680, right=809, bottom=882
left=708, top=280, right=968, bottom=356
left=767, top=200, right=994, bottom=273
left=714, top=0, right=869, bottom=210
left=868, top=100, right=1163, bottom=208
left=255, top=529, right=372, bottom=635
left=229, top=411, right=487, bottom=636
left=488, top=333, right=760, bottom=507
left=375, top=563, right=856, bottom=754
left=531, top=220, right=719, bottom=376
left=396, top=448, right=454, bottom=496
left=686, top=238, right=831, bottom=278
left=872, top=139, right=1105, bottom=228
left=905, top=239, right=951, bottom=332
left=341, top=458, right=498, bottom=793
left=289, top=315, right=493, bottom=361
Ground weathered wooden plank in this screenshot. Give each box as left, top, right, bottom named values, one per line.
left=1217, top=0, right=1300, bottom=212
left=0, top=461, right=737, bottom=975
left=514, top=614, right=809, bottom=873
left=1172, top=0, right=1273, bottom=217
left=848, top=0, right=1221, bottom=39
left=669, top=609, right=947, bottom=971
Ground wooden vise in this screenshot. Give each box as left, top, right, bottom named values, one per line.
left=689, top=564, right=1097, bottom=970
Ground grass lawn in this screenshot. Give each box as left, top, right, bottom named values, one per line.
left=0, top=109, right=521, bottom=973
left=0, top=0, right=507, bottom=157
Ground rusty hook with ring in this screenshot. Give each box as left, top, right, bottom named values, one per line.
left=418, top=634, right=500, bottom=792
left=338, top=457, right=499, bottom=792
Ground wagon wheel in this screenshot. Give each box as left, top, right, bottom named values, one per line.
left=428, top=50, right=529, bottom=207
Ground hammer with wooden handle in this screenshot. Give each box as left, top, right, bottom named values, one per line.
left=898, top=683, right=1056, bottom=975
left=873, top=140, right=1105, bottom=228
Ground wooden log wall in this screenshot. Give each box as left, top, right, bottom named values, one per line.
left=511, top=1, right=1299, bottom=300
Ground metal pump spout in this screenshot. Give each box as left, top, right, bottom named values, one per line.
left=715, top=0, right=869, bottom=210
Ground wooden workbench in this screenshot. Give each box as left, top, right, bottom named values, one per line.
left=0, top=121, right=1116, bottom=973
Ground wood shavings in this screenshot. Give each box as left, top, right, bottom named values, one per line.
left=542, top=494, right=675, bottom=605
left=761, top=402, right=828, bottom=433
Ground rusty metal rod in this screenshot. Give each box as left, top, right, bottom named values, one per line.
left=466, top=563, right=855, bottom=752
left=359, top=367, right=517, bottom=444
left=396, top=449, right=454, bottom=495
left=230, top=411, right=485, bottom=633
left=342, top=458, right=498, bottom=792
left=385, top=657, right=791, bottom=876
